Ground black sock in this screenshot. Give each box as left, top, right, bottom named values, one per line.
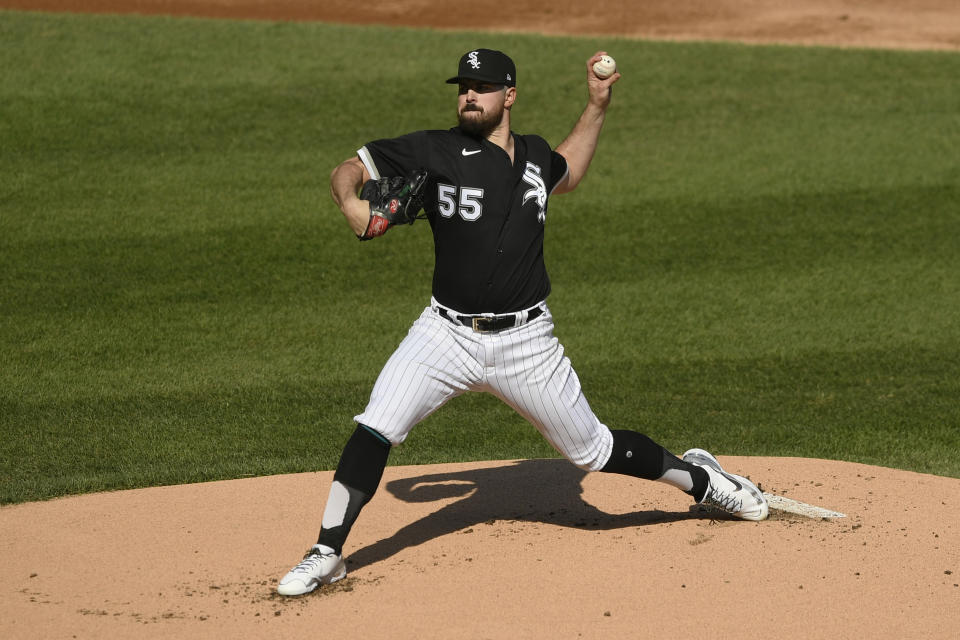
left=316, top=424, right=391, bottom=555
left=601, top=429, right=709, bottom=499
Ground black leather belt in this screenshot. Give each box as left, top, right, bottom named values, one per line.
left=437, top=306, right=544, bottom=333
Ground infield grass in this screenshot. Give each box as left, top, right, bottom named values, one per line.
left=2, top=11, right=959, bottom=503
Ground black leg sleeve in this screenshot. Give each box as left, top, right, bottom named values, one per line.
left=317, top=424, right=392, bottom=554
left=333, top=424, right=391, bottom=494
left=600, top=429, right=709, bottom=499
left=600, top=429, right=666, bottom=479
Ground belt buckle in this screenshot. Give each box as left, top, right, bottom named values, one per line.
left=472, top=314, right=504, bottom=332
left=471, top=314, right=516, bottom=333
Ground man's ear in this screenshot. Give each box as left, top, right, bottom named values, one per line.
left=505, top=86, right=517, bottom=108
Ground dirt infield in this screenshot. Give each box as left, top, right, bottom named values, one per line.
left=2, top=458, right=958, bottom=639
left=3, top=0, right=960, bottom=50
left=2, top=1, right=959, bottom=638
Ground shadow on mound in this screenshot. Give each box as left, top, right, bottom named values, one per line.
left=346, top=459, right=706, bottom=572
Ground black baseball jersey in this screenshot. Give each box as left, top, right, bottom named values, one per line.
left=358, top=127, right=568, bottom=314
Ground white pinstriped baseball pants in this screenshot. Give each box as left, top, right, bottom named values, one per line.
left=354, top=299, right=615, bottom=471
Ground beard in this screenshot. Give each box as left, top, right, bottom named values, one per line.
left=457, top=102, right=504, bottom=138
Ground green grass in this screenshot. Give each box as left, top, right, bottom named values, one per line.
left=2, top=11, right=959, bottom=503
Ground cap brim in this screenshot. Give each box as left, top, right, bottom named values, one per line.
left=445, top=75, right=512, bottom=86
left=446, top=74, right=489, bottom=84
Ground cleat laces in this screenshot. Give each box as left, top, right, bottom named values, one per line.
left=291, top=549, right=329, bottom=574
left=704, top=488, right=743, bottom=514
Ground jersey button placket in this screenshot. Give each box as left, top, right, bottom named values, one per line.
left=490, top=248, right=502, bottom=288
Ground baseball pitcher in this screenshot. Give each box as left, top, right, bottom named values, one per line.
left=278, top=49, right=768, bottom=596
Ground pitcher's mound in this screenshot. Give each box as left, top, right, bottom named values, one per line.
left=2, top=456, right=958, bottom=639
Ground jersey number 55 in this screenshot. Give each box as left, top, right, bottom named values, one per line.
left=437, top=184, right=485, bottom=221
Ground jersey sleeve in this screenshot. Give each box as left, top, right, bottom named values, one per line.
left=548, top=149, right=568, bottom=194
left=357, top=131, right=427, bottom=180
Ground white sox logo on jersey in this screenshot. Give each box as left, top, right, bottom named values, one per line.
left=521, top=162, right=548, bottom=223
left=468, top=51, right=481, bottom=69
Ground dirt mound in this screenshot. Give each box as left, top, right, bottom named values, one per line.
left=2, top=457, right=958, bottom=638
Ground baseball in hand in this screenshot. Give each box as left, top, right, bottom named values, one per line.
left=593, top=55, right=617, bottom=79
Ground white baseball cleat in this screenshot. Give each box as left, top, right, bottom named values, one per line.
left=277, top=544, right=347, bottom=596
left=683, top=448, right=769, bottom=521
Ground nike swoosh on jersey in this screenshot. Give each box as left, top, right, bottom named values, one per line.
left=461, top=148, right=482, bottom=156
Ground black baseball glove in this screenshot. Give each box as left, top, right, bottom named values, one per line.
left=358, top=169, right=429, bottom=240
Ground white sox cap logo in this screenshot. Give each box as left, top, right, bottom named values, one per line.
left=468, top=51, right=481, bottom=69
